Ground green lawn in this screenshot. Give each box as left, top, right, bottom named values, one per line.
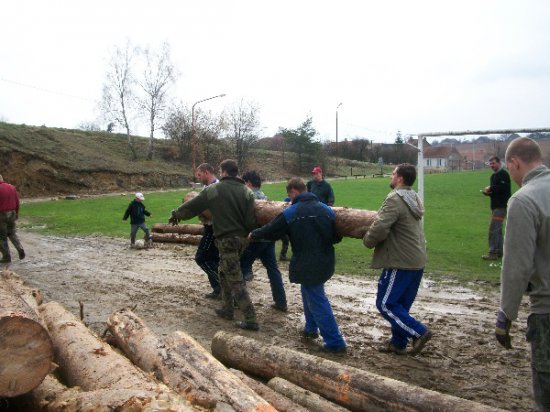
left=21, top=170, right=508, bottom=284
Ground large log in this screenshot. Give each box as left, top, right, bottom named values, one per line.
left=1, top=270, right=43, bottom=312
left=182, top=191, right=377, bottom=239
left=151, top=232, right=202, bottom=245
left=211, top=331, right=504, bottom=412
left=230, top=369, right=309, bottom=412
left=267, top=376, right=350, bottom=412
left=107, top=308, right=226, bottom=409
left=152, top=223, right=204, bottom=235
left=0, top=277, right=54, bottom=397
left=39, top=301, right=194, bottom=411
left=165, top=330, right=275, bottom=412
left=27, top=374, right=187, bottom=412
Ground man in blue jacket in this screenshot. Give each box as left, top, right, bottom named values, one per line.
left=249, top=177, right=346, bottom=353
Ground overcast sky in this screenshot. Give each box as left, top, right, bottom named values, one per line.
left=2, top=1, right=550, bottom=143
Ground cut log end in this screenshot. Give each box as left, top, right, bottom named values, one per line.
left=0, top=317, right=54, bottom=397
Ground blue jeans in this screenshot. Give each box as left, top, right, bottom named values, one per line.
left=376, top=268, right=427, bottom=349
left=527, top=313, right=550, bottom=411
left=489, top=208, right=506, bottom=256
left=195, top=225, right=220, bottom=294
left=240, top=241, right=287, bottom=308
left=130, top=222, right=151, bottom=244
left=301, top=283, right=346, bottom=349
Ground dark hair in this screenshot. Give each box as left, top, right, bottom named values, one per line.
left=220, top=159, right=239, bottom=177
left=286, top=177, right=306, bottom=193
left=488, top=156, right=500, bottom=163
left=505, top=137, right=542, bottom=164
left=395, top=163, right=417, bottom=186
left=242, top=170, right=262, bottom=188
left=197, top=163, right=214, bottom=173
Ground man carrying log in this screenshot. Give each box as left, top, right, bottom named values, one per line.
left=249, top=177, right=347, bottom=353
left=169, top=159, right=260, bottom=331
left=193, top=163, right=221, bottom=299
left=363, top=163, right=432, bottom=355
left=240, top=170, right=288, bottom=312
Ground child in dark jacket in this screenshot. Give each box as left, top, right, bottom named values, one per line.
left=122, top=193, right=152, bottom=247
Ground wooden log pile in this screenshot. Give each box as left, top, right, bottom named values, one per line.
left=1, top=269, right=507, bottom=412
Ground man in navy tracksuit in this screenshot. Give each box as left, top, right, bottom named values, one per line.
left=122, top=192, right=152, bottom=247
left=249, top=177, right=346, bottom=353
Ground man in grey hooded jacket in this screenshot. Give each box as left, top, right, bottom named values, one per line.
left=363, top=163, right=432, bottom=355
left=496, top=137, right=550, bottom=411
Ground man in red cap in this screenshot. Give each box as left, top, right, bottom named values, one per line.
left=307, top=166, right=335, bottom=206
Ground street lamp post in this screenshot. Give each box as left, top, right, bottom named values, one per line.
left=191, top=93, right=226, bottom=174
left=335, top=102, right=342, bottom=165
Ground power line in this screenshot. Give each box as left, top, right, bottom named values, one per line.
left=0, top=76, right=95, bottom=103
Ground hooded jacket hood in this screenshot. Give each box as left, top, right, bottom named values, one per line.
left=395, top=188, right=424, bottom=220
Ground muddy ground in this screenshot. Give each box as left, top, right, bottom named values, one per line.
left=3, top=231, right=533, bottom=411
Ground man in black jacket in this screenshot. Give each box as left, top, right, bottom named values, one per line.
left=481, top=156, right=511, bottom=260
left=249, top=177, right=346, bottom=353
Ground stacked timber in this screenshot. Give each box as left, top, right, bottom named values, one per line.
left=151, top=232, right=202, bottom=245
left=211, top=331, right=505, bottom=412
left=39, top=301, right=194, bottom=411
left=0, top=271, right=54, bottom=398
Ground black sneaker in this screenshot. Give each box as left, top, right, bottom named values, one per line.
left=321, top=344, right=347, bottom=354
left=378, top=341, right=406, bottom=355
left=410, top=329, right=433, bottom=355
left=18, top=250, right=25, bottom=260
left=0, top=257, right=11, bottom=264
left=215, top=308, right=234, bottom=320
left=279, top=255, right=288, bottom=261
left=205, top=291, right=221, bottom=299
left=301, top=330, right=319, bottom=339
left=235, top=321, right=259, bottom=331
left=271, top=304, right=288, bottom=312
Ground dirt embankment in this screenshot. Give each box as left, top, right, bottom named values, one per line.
left=1, top=231, right=533, bottom=411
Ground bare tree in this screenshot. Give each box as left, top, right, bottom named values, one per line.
left=225, top=100, right=261, bottom=169
left=137, top=42, right=176, bottom=160
left=100, top=41, right=139, bottom=159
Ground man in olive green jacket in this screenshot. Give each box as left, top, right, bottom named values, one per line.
left=169, top=159, right=259, bottom=331
left=363, top=163, right=432, bottom=355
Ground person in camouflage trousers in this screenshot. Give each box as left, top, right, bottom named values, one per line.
left=169, top=159, right=259, bottom=331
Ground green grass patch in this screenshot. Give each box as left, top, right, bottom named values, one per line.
left=22, top=170, right=509, bottom=284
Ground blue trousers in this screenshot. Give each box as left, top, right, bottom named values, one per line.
left=240, top=241, right=287, bottom=308
left=376, top=268, right=427, bottom=349
left=301, top=283, right=346, bottom=349
left=195, top=225, right=220, bottom=294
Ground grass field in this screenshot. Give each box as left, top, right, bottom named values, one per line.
left=20, top=169, right=510, bottom=284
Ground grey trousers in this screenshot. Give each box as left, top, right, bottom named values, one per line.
left=0, top=210, right=24, bottom=259
left=527, top=314, right=550, bottom=412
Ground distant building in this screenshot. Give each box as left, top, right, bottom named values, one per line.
left=423, top=146, right=462, bottom=171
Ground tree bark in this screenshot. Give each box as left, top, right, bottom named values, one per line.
left=165, top=330, right=275, bottom=412
left=151, top=232, right=202, bottom=245
left=152, top=223, right=204, bottom=235
left=230, top=369, right=309, bottom=412
left=107, top=308, right=225, bottom=409
left=39, top=301, right=194, bottom=411
left=211, top=331, right=504, bottom=412
left=0, top=277, right=54, bottom=397
left=183, top=191, right=377, bottom=239
left=27, top=374, right=183, bottom=412
left=267, top=376, right=350, bottom=412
